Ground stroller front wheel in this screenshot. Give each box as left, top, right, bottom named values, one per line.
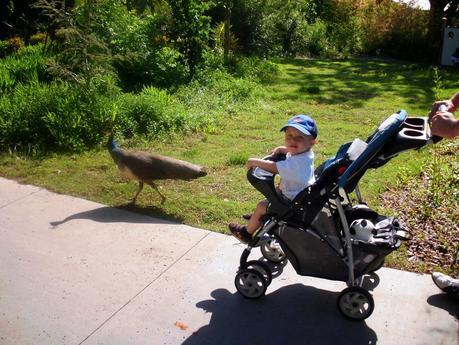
left=244, top=260, right=273, bottom=285
left=235, top=268, right=267, bottom=299
left=337, top=287, right=375, bottom=321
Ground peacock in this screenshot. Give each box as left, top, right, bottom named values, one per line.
left=107, top=133, right=207, bottom=204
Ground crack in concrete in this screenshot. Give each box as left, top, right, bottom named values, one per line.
left=0, top=189, right=42, bottom=210
left=78, top=231, right=212, bottom=345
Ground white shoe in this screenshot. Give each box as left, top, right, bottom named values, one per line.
left=432, top=272, right=459, bottom=296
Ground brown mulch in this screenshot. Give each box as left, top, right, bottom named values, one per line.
left=380, top=145, right=458, bottom=275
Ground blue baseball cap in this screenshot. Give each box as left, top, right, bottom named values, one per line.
left=280, top=114, right=318, bottom=139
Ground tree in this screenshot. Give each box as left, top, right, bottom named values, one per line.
left=167, top=0, right=213, bottom=77
left=428, top=0, right=459, bottom=62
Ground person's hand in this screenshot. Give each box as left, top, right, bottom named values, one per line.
left=429, top=100, right=454, bottom=120
left=430, top=111, right=459, bottom=139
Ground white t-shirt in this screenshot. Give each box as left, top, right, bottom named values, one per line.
left=276, top=150, right=315, bottom=200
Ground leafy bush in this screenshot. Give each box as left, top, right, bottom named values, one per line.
left=294, top=20, right=331, bottom=57
left=29, top=32, right=47, bottom=45
left=232, top=56, right=279, bottom=82
left=357, top=0, right=428, bottom=61
left=113, top=47, right=188, bottom=91
left=0, top=44, right=49, bottom=93
left=0, top=76, right=120, bottom=152
left=115, top=86, right=192, bottom=139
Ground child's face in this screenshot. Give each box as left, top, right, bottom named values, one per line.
left=284, top=127, right=315, bottom=155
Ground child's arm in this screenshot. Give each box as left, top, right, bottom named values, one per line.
left=246, top=158, right=279, bottom=174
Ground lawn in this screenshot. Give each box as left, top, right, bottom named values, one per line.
left=1, top=58, right=458, bottom=274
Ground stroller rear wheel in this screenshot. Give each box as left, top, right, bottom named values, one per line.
left=235, top=268, right=267, bottom=299
left=260, top=238, right=286, bottom=263
left=337, top=287, right=374, bottom=321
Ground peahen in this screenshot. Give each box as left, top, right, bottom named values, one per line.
left=107, top=133, right=207, bottom=204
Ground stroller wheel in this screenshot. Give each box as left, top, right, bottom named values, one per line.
left=244, top=260, right=273, bottom=285
left=337, top=287, right=374, bottom=321
left=260, top=239, right=286, bottom=263
left=235, top=268, right=267, bottom=299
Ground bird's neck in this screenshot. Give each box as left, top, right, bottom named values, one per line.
left=107, top=134, right=119, bottom=151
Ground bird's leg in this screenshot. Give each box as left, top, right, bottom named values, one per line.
left=147, top=182, right=166, bottom=204
left=132, top=181, right=144, bottom=204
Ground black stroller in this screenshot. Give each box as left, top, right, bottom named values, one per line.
left=233, top=110, right=439, bottom=321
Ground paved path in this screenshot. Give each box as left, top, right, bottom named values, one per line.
left=0, top=177, right=457, bottom=345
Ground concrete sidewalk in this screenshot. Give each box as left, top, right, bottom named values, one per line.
left=0, top=177, right=457, bottom=345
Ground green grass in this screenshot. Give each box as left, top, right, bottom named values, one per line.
left=1, top=57, right=458, bottom=274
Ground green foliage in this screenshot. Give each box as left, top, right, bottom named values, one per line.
left=357, top=0, right=428, bottom=61
left=0, top=44, right=49, bottom=93
left=168, top=0, right=214, bottom=76
left=0, top=76, right=120, bottom=152
left=293, top=19, right=331, bottom=57
left=29, top=32, right=47, bottom=45
left=232, top=56, right=279, bottom=82
left=0, top=37, right=25, bottom=57
left=175, top=69, right=264, bottom=126
left=113, top=47, right=187, bottom=91
left=227, top=152, right=248, bottom=166
left=37, top=0, right=113, bottom=85
left=115, top=86, right=191, bottom=138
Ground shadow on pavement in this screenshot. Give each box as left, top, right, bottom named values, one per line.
left=427, top=293, right=459, bottom=319
left=183, top=285, right=377, bottom=345
left=49, top=205, right=182, bottom=227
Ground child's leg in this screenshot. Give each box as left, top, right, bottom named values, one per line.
left=246, top=200, right=268, bottom=234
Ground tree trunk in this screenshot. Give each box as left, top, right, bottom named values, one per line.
left=224, top=0, right=231, bottom=65
left=428, top=0, right=449, bottom=63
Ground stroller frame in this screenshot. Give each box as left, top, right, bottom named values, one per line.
left=234, top=110, right=439, bottom=320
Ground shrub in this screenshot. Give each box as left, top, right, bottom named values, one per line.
left=0, top=37, right=25, bottom=58
left=115, top=86, right=192, bottom=139
left=0, top=75, right=121, bottom=152
left=29, top=32, right=47, bottom=45
left=113, top=47, right=188, bottom=91
left=357, top=0, right=428, bottom=61
left=0, top=44, right=49, bottom=93
left=233, top=56, right=279, bottom=82
left=294, top=20, right=331, bottom=57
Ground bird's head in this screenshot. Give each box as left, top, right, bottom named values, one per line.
left=105, top=129, right=118, bottom=151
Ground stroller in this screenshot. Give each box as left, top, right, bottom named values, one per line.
left=233, top=110, right=440, bottom=321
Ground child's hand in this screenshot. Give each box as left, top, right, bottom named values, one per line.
left=245, top=158, right=258, bottom=170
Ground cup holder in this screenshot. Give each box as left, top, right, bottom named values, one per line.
left=404, top=117, right=426, bottom=130
left=405, top=117, right=425, bottom=126
left=401, top=129, right=424, bottom=137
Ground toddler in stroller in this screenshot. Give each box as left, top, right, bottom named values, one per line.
left=232, top=110, right=440, bottom=321
left=229, top=114, right=318, bottom=244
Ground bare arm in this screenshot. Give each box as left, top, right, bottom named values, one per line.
left=428, top=92, right=459, bottom=139
left=245, top=158, right=279, bottom=174
left=430, top=112, right=459, bottom=139
left=450, top=92, right=459, bottom=112
left=429, top=92, right=459, bottom=118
